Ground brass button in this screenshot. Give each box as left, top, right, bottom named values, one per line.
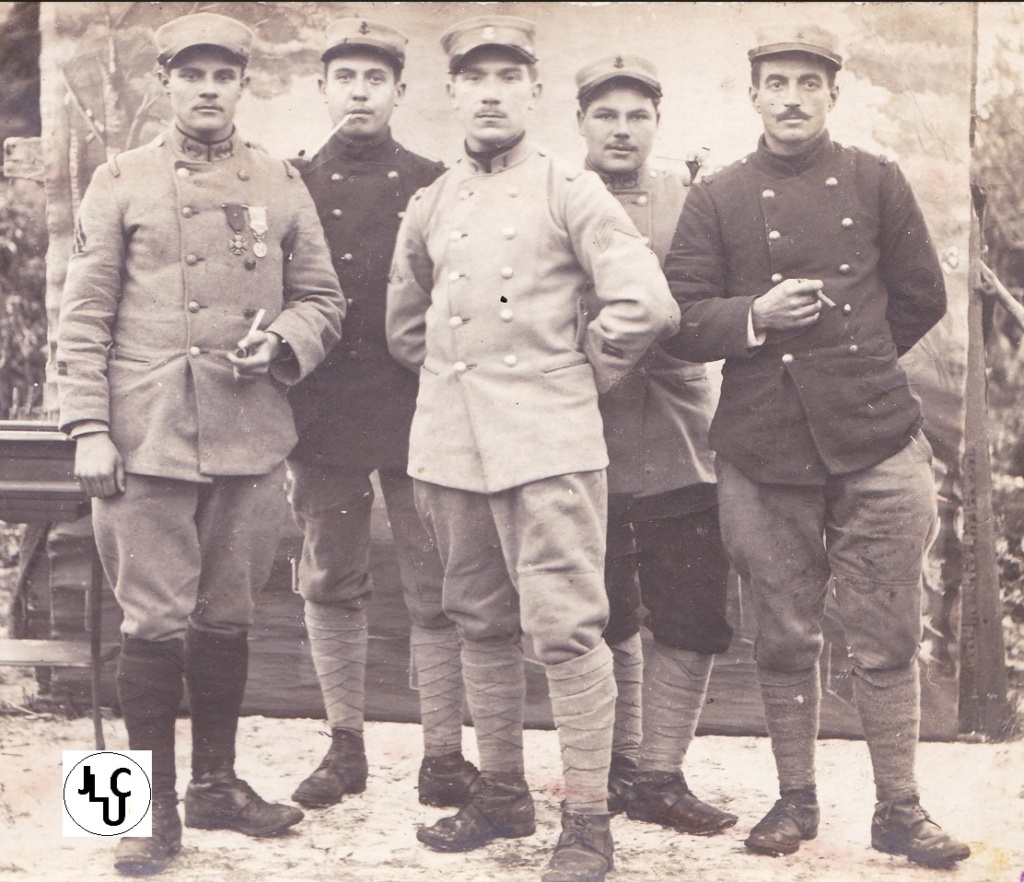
left=503, top=354, right=518, bottom=367
left=839, top=263, right=851, bottom=274
left=453, top=361, right=468, bottom=373
left=500, top=308, right=514, bottom=322
left=843, top=303, right=852, bottom=315
left=331, top=208, right=343, bottom=218
left=176, top=167, right=190, bottom=178
left=348, top=350, right=359, bottom=360
left=237, top=170, right=250, bottom=181
left=781, top=353, right=794, bottom=365
left=636, top=194, right=649, bottom=206
left=771, top=273, right=783, bottom=283
left=841, top=217, right=854, bottom=228
left=187, top=300, right=200, bottom=314
left=449, top=315, right=463, bottom=327
left=502, top=227, right=516, bottom=239
left=387, top=170, right=399, bottom=180
left=762, top=188, right=775, bottom=199
left=331, top=173, right=342, bottom=182
left=181, top=206, right=194, bottom=218
left=768, top=230, right=781, bottom=242
left=397, top=211, right=406, bottom=219
left=500, top=267, right=514, bottom=279
left=188, top=345, right=201, bottom=357
left=185, top=254, right=199, bottom=266
left=848, top=344, right=859, bottom=355
left=448, top=271, right=461, bottom=282
left=340, top=253, right=353, bottom=263
left=245, top=257, right=257, bottom=270
left=825, top=176, right=838, bottom=187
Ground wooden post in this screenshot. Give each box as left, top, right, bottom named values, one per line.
left=959, top=2, right=1010, bottom=737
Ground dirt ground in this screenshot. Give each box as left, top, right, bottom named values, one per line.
left=1, top=671, right=1022, bottom=882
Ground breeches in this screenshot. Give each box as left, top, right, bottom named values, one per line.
left=413, top=472, right=609, bottom=665
left=604, top=500, right=732, bottom=653
left=93, top=466, right=286, bottom=641
left=716, top=432, right=936, bottom=673
left=289, top=460, right=447, bottom=628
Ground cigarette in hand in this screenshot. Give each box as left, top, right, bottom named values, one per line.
left=235, top=308, right=267, bottom=358
left=816, top=289, right=836, bottom=309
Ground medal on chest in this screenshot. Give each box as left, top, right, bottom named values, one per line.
left=248, top=205, right=269, bottom=258
left=222, top=203, right=248, bottom=255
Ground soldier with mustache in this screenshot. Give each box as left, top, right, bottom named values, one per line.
left=662, top=23, right=970, bottom=868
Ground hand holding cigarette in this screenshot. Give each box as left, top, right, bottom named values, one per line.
left=227, top=308, right=282, bottom=382
left=753, top=277, right=828, bottom=335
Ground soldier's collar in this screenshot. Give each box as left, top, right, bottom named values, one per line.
left=329, top=126, right=396, bottom=162
left=463, top=132, right=528, bottom=174
left=175, top=126, right=239, bottom=162
left=584, top=157, right=646, bottom=191
left=754, top=130, right=832, bottom=176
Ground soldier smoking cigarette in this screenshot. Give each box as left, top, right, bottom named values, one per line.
left=816, top=289, right=836, bottom=308
left=235, top=307, right=266, bottom=358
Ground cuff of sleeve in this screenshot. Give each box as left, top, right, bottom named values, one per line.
left=747, top=306, right=766, bottom=348
left=67, top=420, right=109, bottom=439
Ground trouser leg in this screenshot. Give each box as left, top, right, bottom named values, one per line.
left=380, top=468, right=464, bottom=757
left=715, top=458, right=829, bottom=794
left=414, top=481, right=525, bottom=777
left=826, top=433, right=936, bottom=804
left=289, top=460, right=375, bottom=735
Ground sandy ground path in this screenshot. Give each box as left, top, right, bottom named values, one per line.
left=1, top=712, right=1021, bottom=882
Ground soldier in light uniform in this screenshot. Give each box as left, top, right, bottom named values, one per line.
left=663, top=24, right=970, bottom=868
left=286, top=18, right=477, bottom=813
left=574, top=55, right=737, bottom=835
left=56, top=12, right=345, bottom=876
left=387, top=16, right=679, bottom=882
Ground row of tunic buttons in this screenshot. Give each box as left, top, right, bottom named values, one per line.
left=450, top=307, right=515, bottom=327
left=458, top=186, right=520, bottom=199
left=330, top=171, right=400, bottom=181
left=780, top=343, right=859, bottom=365
left=451, top=354, right=517, bottom=372
left=330, top=207, right=405, bottom=220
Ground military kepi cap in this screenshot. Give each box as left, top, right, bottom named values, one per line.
left=441, top=16, right=537, bottom=72
left=576, top=54, right=662, bottom=101
left=155, top=12, right=254, bottom=66
left=322, top=18, right=408, bottom=70
left=748, top=24, right=843, bottom=70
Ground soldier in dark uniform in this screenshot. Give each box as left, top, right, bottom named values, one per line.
left=574, top=54, right=736, bottom=835
left=56, top=12, right=346, bottom=876
left=286, top=19, right=477, bottom=811
left=663, top=24, right=970, bottom=868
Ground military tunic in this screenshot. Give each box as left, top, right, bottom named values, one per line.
left=289, top=130, right=445, bottom=468
left=387, top=138, right=680, bottom=495
left=664, top=134, right=946, bottom=485
left=57, top=129, right=345, bottom=480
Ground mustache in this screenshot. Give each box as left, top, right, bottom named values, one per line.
left=776, top=109, right=812, bottom=121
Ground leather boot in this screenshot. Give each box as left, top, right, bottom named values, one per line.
left=291, top=728, right=368, bottom=808
left=745, top=788, right=819, bottom=856
left=542, top=810, right=614, bottom=882
left=185, top=767, right=303, bottom=837
left=871, top=795, right=970, bottom=867
left=113, top=794, right=181, bottom=876
left=606, top=753, right=637, bottom=815
left=626, top=770, right=737, bottom=835
left=418, top=751, right=480, bottom=807
left=416, top=772, right=535, bottom=852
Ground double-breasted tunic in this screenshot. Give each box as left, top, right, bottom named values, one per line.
left=56, top=129, right=345, bottom=481
left=663, top=134, right=946, bottom=485
left=288, top=131, right=445, bottom=469
left=597, top=164, right=716, bottom=498
left=386, top=138, right=680, bottom=494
